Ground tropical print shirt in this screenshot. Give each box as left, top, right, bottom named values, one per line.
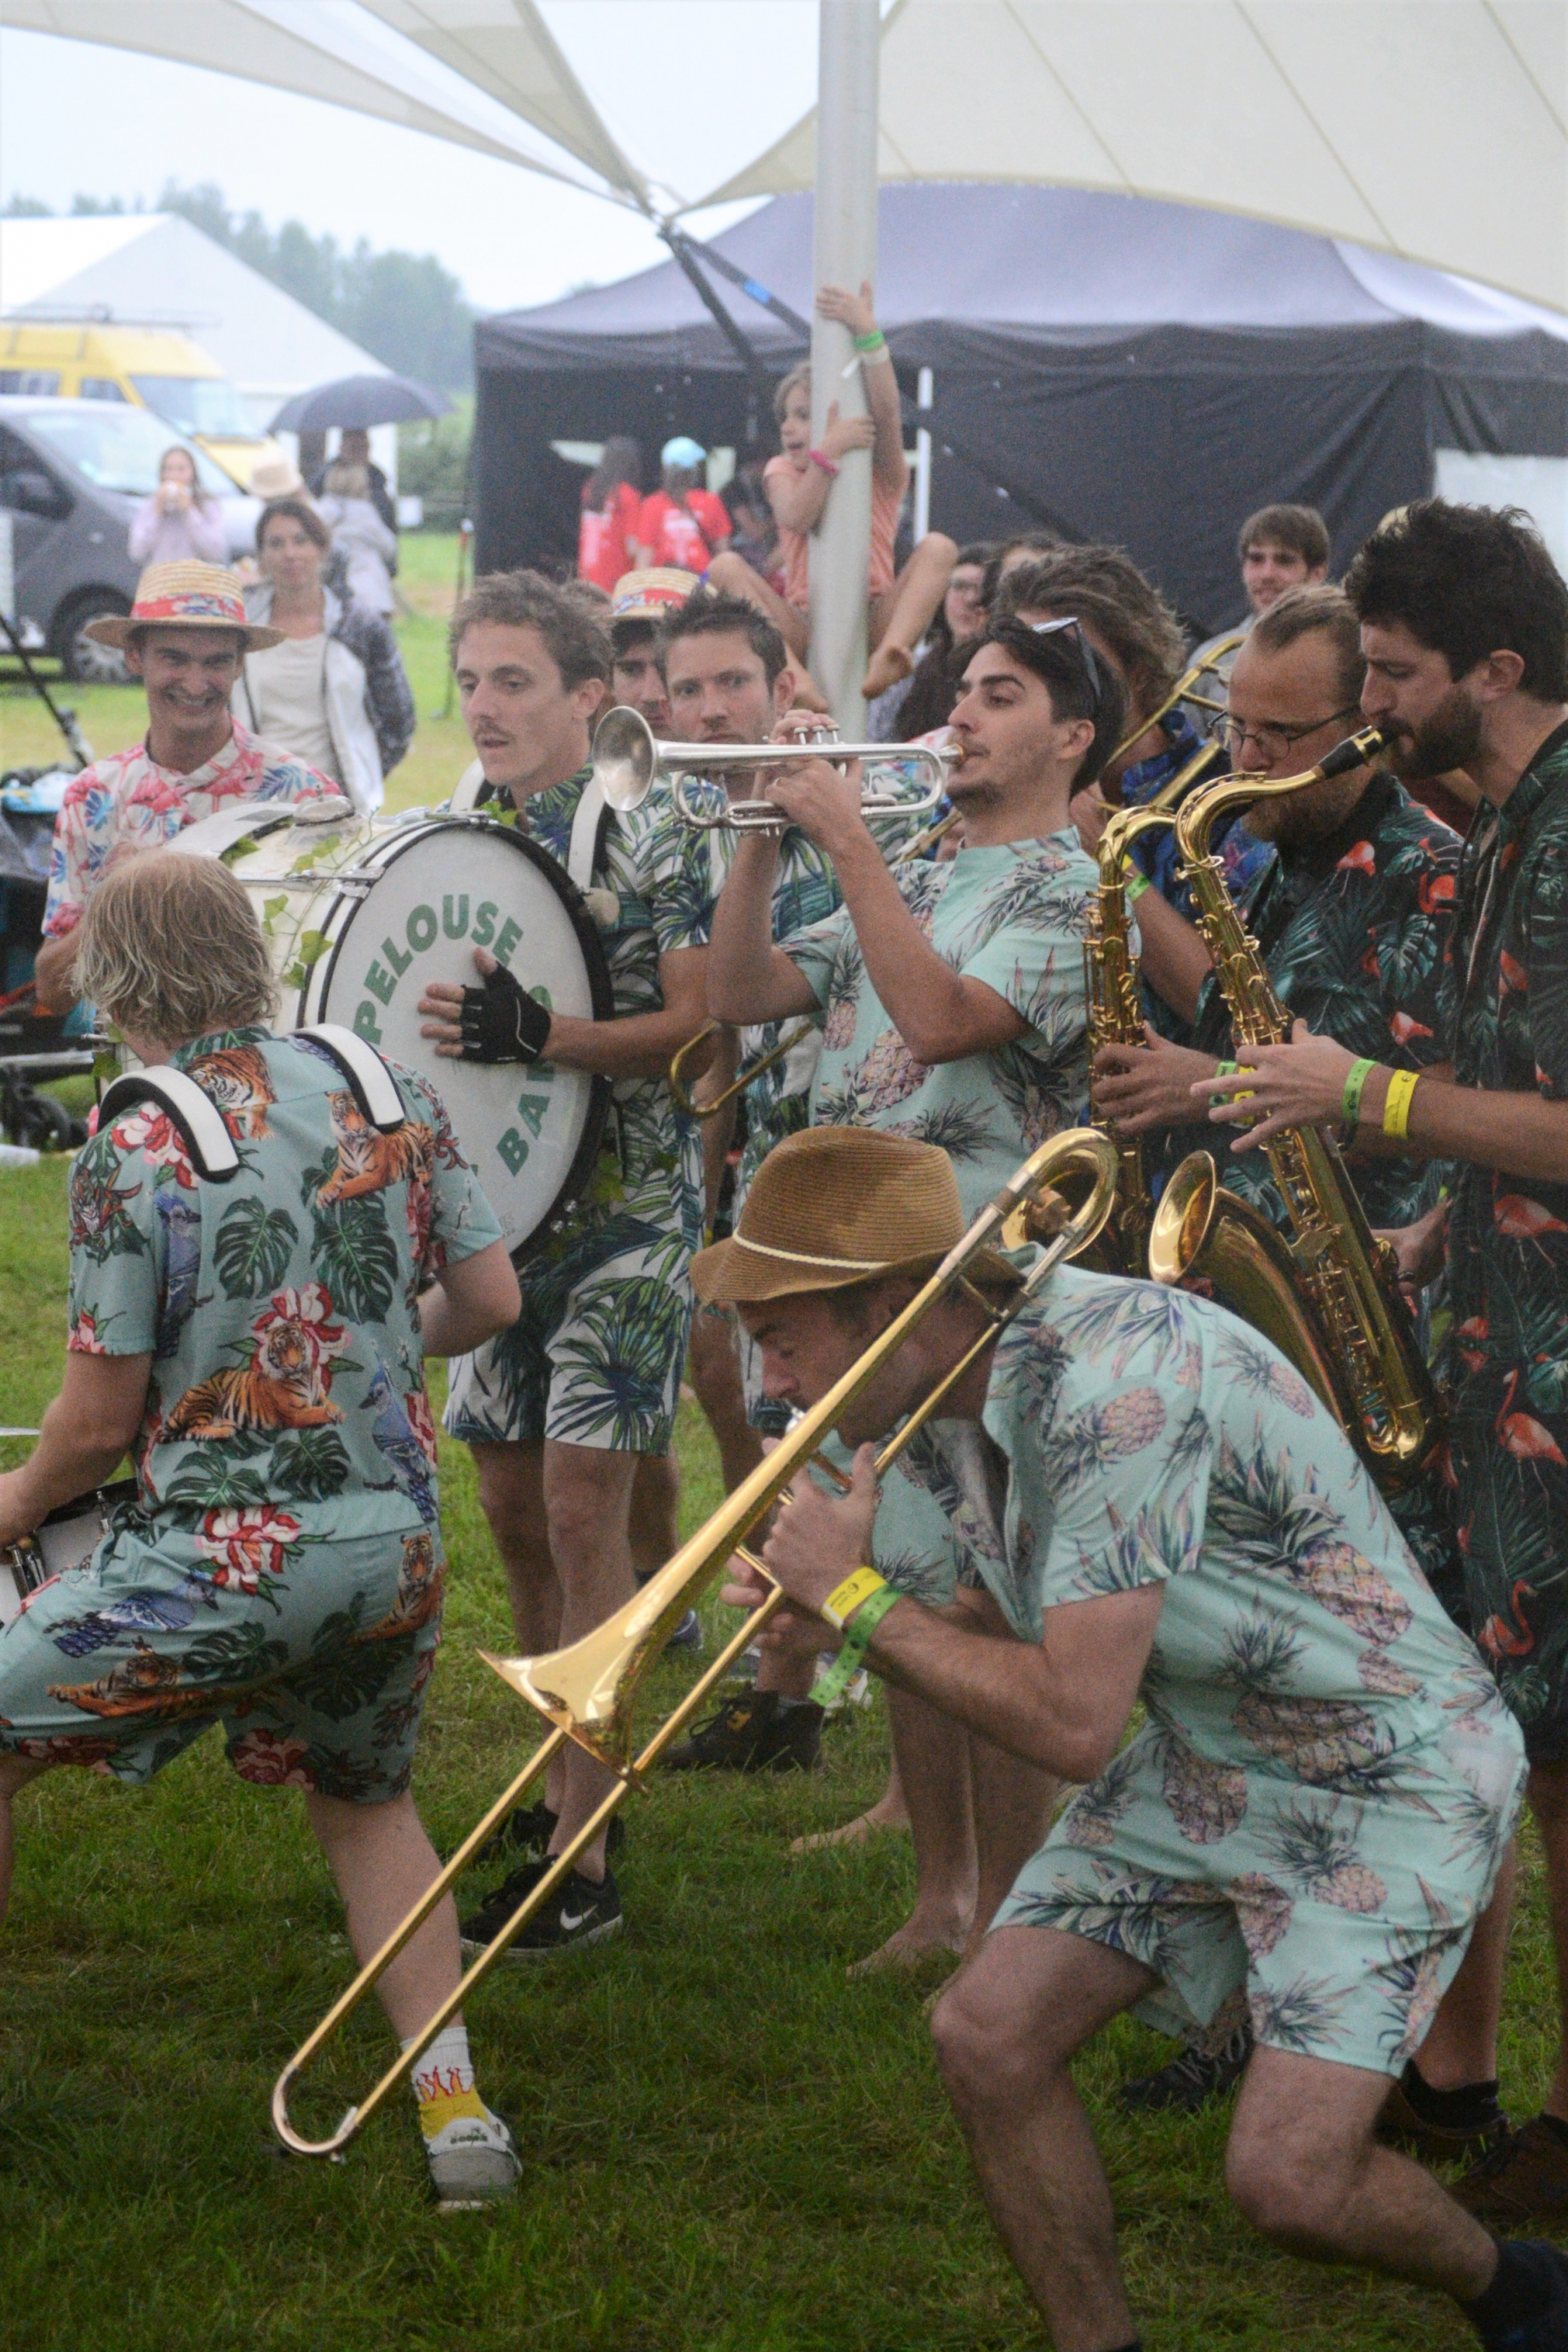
left=66, top=1026, right=502, bottom=1566
left=1443, top=722, right=1568, bottom=1751
left=897, top=1268, right=1521, bottom=1831
left=783, top=830, right=1097, bottom=1219
left=42, top=720, right=331, bottom=940
left=494, top=767, right=715, bottom=1261
left=1165, top=774, right=1462, bottom=1233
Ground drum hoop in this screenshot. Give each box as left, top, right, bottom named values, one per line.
left=303, top=815, right=615, bottom=1263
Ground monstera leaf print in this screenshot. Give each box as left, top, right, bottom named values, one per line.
left=550, top=1280, right=691, bottom=1450
left=214, top=1199, right=299, bottom=1300
left=272, top=1425, right=354, bottom=1502
left=310, top=1192, right=397, bottom=1323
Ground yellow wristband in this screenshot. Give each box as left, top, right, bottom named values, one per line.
left=1383, top=1068, right=1421, bottom=1141
left=820, top=1564, right=888, bottom=1633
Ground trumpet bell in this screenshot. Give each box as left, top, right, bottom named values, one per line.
left=590, top=704, right=656, bottom=813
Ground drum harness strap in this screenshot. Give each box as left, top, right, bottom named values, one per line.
left=97, top=1024, right=406, bottom=1184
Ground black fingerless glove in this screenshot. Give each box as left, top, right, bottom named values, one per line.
left=458, top=964, right=552, bottom=1064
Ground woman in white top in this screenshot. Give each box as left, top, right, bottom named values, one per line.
left=234, top=497, right=415, bottom=815
left=127, top=445, right=228, bottom=569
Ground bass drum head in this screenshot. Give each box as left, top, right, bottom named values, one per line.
left=308, top=819, right=612, bottom=1259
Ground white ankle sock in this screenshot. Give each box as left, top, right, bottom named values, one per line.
left=402, top=2025, right=505, bottom=2150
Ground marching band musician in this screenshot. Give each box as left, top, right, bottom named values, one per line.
left=704, top=617, right=1124, bottom=1968
left=705, top=1127, right=1545, bottom=2352
left=1196, top=504, right=1568, bottom=2233
left=32, top=563, right=333, bottom=1018
left=415, top=572, right=715, bottom=1960
left=0, top=854, right=524, bottom=2210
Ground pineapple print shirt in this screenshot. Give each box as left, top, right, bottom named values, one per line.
left=783, top=830, right=1097, bottom=1219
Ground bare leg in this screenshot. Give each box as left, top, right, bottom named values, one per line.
left=864, top=534, right=958, bottom=699
left=470, top=1439, right=565, bottom=1813
left=629, top=1451, right=680, bottom=1584
left=1410, top=1838, right=1515, bottom=2090
left=1227, top=2047, right=1496, bottom=2302
left=704, top=552, right=831, bottom=709
left=306, top=1789, right=462, bottom=2042
left=1526, top=1758, right=1568, bottom=2118
left=967, top=1728, right=1057, bottom=1950
left=0, top=1754, right=52, bottom=1928
left=848, top=1681, right=974, bottom=1973
left=686, top=1308, right=765, bottom=1497
left=932, top=1924, right=1153, bottom=2351
left=538, top=1439, right=639, bottom=1880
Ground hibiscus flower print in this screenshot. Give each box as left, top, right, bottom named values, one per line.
left=254, top=1283, right=349, bottom=1367
left=229, top=1728, right=312, bottom=1786
left=68, top=1310, right=108, bottom=1355
left=109, top=1107, right=196, bottom=1188
left=194, top=1505, right=302, bottom=1592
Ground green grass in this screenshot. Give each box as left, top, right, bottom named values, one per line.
left=0, top=534, right=473, bottom=813
left=0, top=1163, right=1556, bottom=2348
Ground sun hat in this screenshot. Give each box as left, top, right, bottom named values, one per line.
left=85, top=563, right=285, bottom=652
left=249, top=457, right=309, bottom=501
left=610, top=567, right=700, bottom=625
left=690, top=1127, right=1016, bottom=1306
left=660, top=435, right=706, bottom=471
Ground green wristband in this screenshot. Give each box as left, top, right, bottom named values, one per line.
left=1341, top=1056, right=1376, bottom=1131
left=854, top=329, right=888, bottom=355
left=1124, top=869, right=1151, bottom=905
left=813, top=1581, right=902, bottom=1707
left=1214, top=1059, right=1237, bottom=1079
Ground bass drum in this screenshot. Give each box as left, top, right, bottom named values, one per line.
left=0, top=1477, right=140, bottom=1626
left=171, top=801, right=613, bottom=1259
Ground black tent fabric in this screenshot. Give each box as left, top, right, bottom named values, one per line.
left=475, top=185, right=1568, bottom=632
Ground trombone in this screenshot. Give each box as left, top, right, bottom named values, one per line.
left=271, top=1128, right=1119, bottom=2159
left=1110, top=632, right=1246, bottom=767
left=669, top=1014, right=819, bottom=1122
left=591, top=704, right=959, bottom=836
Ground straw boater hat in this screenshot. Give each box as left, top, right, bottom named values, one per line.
left=691, top=1128, right=1015, bottom=1305
left=86, top=563, right=284, bottom=652
left=608, top=567, right=700, bottom=630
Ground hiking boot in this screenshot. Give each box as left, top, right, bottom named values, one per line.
left=426, top=2113, right=521, bottom=2212
left=469, top=1799, right=623, bottom=1872
left=1117, top=2022, right=1253, bottom=2115
left=460, top=1858, right=623, bottom=1962
left=662, top=1687, right=823, bottom=1773
left=1456, top=2118, right=1568, bottom=2233
left=1379, top=2063, right=1511, bottom=2166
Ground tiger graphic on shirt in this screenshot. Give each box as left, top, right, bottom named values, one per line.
left=161, top=1304, right=344, bottom=1439
left=315, top=1090, right=433, bottom=1205
left=186, top=1045, right=276, bottom=1140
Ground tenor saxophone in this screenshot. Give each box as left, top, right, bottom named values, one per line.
left=1084, top=802, right=1173, bottom=1274
left=1169, top=724, right=1442, bottom=1489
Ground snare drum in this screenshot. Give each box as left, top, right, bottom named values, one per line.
left=170, top=803, right=612, bottom=1258
left=0, top=1479, right=138, bottom=1626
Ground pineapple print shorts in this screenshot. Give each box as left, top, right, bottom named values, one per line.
left=993, top=1712, right=1526, bottom=2077
left=0, top=1516, right=445, bottom=1804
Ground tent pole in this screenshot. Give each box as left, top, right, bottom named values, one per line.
left=808, top=0, right=879, bottom=731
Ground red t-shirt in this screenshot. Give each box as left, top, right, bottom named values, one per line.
left=578, top=480, right=642, bottom=593
left=637, top=488, right=730, bottom=571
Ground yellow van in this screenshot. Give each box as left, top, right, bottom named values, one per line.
left=0, top=321, right=284, bottom=489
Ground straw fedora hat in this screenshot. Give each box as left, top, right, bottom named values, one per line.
left=691, top=1127, right=1015, bottom=1306
left=86, top=563, right=285, bottom=652
left=609, top=566, right=700, bottom=625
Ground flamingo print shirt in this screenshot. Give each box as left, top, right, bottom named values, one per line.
left=783, top=830, right=1098, bottom=1221
left=1444, top=722, right=1568, bottom=1754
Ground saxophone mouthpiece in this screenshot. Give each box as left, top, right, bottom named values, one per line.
left=1318, top=723, right=1391, bottom=781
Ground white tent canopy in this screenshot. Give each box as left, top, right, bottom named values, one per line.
left=5, top=0, right=1566, bottom=311
left=700, top=0, right=1568, bottom=315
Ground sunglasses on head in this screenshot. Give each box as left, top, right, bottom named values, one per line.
left=990, top=615, right=1104, bottom=717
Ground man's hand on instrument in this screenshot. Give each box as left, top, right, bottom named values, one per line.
left=758, top=1446, right=881, bottom=1617
left=1094, top=1027, right=1219, bottom=1138
left=763, top=755, right=867, bottom=855
left=1194, top=1021, right=1354, bottom=1152
left=1070, top=785, right=1115, bottom=854
left=772, top=708, right=836, bottom=746
left=1377, top=1198, right=1449, bottom=1297
left=417, top=946, right=552, bottom=1065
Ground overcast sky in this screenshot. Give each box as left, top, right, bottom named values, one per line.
left=0, top=4, right=833, bottom=314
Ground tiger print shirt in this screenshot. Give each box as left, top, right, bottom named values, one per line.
left=67, top=1026, right=502, bottom=1552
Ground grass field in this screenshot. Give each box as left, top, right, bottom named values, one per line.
left=0, top=546, right=1557, bottom=2347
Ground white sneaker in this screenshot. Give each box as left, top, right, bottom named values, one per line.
left=425, top=2111, right=520, bottom=2211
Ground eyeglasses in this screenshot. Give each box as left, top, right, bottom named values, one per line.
left=992, top=615, right=1104, bottom=717
left=1217, top=705, right=1362, bottom=762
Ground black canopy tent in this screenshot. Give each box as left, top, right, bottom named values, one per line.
left=474, top=184, right=1568, bottom=633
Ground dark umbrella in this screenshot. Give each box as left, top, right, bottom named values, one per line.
left=268, top=374, right=450, bottom=433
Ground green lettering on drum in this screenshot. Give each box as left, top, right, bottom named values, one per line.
left=515, top=1093, right=549, bottom=1138
left=497, top=1128, right=529, bottom=1175
left=354, top=1002, right=384, bottom=1045
left=365, top=959, right=396, bottom=1006
left=472, top=901, right=497, bottom=947
left=442, top=894, right=469, bottom=939
left=493, top=916, right=522, bottom=966
left=381, top=936, right=413, bottom=979
left=407, top=904, right=438, bottom=954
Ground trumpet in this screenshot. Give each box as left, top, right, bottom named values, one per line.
left=590, top=705, right=958, bottom=836
left=271, top=1129, right=1119, bottom=2160
left=669, top=1014, right=819, bottom=1122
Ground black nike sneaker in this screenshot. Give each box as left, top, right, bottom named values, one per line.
left=460, top=1858, right=623, bottom=1962
left=469, top=1799, right=623, bottom=1871
left=1118, top=2022, right=1253, bottom=2114
left=662, top=1687, right=824, bottom=1773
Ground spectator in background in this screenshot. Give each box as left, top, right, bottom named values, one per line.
left=1189, top=501, right=1333, bottom=678
left=310, top=428, right=396, bottom=534
left=318, top=458, right=399, bottom=618
left=234, top=497, right=414, bottom=814
left=722, top=463, right=779, bottom=583
left=868, top=538, right=999, bottom=740
left=578, top=438, right=644, bottom=593
left=127, top=446, right=227, bottom=569
left=607, top=568, right=698, bottom=738
left=978, top=531, right=1066, bottom=615
left=635, top=438, right=733, bottom=573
